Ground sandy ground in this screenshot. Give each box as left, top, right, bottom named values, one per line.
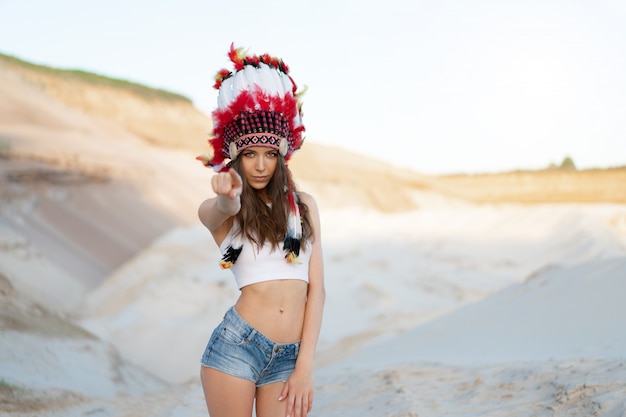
left=1, top=56, right=626, bottom=417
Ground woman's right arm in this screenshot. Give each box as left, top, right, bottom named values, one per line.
left=198, top=168, right=243, bottom=235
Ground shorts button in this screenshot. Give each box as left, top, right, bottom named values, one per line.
left=274, top=347, right=280, bottom=352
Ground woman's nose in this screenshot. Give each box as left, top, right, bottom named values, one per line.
left=255, top=156, right=265, bottom=171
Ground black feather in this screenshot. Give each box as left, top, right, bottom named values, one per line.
left=283, top=236, right=301, bottom=258
left=221, top=245, right=243, bottom=264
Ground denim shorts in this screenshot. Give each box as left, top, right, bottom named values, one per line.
left=201, top=306, right=301, bottom=387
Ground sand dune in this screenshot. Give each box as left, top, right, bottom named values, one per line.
left=1, top=55, right=626, bottom=416
left=313, top=258, right=626, bottom=416
left=338, top=258, right=626, bottom=369
left=72, top=203, right=626, bottom=385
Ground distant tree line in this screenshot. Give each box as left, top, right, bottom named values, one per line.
left=547, top=156, right=576, bottom=171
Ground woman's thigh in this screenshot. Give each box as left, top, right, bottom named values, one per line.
left=256, top=381, right=288, bottom=417
left=201, top=366, right=256, bottom=417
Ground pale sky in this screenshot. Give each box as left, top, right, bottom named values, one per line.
left=1, top=0, right=624, bottom=174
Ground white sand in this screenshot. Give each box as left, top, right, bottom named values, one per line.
left=1, top=60, right=626, bottom=416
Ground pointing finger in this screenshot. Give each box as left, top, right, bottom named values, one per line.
left=229, top=168, right=242, bottom=187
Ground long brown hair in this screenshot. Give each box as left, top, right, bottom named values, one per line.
left=231, top=156, right=312, bottom=250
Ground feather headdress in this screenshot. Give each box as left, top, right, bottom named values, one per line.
left=197, top=43, right=305, bottom=172
left=196, top=44, right=306, bottom=267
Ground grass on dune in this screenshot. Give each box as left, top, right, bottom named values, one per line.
left=0, top=52, right=191, bottom=103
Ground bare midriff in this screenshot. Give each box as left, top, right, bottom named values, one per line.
left=235, top=279, right=308, bottom=344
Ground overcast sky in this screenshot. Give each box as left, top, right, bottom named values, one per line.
left=1, top=0, right=624, bottom=174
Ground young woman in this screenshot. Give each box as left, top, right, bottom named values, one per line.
left=196, top=44, right=325, bottom=417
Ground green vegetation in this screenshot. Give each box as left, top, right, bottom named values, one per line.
left=559, top=156, right=576, bottom=170
left=0, top=379, right=16, bottom=389
left=0, top=137, right=10, bottom=155
left=547, top=156, right=577, bottom=171
left=0, top=51, right=191, bottom=103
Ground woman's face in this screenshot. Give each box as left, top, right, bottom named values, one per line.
left=240, top=146, right=279, bottom=191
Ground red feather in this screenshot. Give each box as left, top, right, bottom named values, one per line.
left=228, top=43, right=244, bottom=71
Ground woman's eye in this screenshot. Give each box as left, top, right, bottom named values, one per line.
left=243, top=151, right=255, bottom=158
left=267, top=151, right=278, bottom=158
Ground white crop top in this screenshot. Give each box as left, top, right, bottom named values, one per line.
left=219, top=225, right=311, bottom=289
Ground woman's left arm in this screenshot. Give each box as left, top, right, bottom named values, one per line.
left=280, top=192, right=326, bottom=417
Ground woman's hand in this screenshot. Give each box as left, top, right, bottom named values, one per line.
left=212, top=168, right=242, bottom=215
left=211, top=168, right=242, bottom=199
left=279, top=367, right=314, bottom=417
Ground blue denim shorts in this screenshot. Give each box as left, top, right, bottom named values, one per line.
left=201, top=306, right=301, bottom=387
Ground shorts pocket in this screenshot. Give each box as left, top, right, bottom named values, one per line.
left=218, top=324, right=247, bottom=346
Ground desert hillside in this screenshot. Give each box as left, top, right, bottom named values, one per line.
left=0, top=53, right=207, bottom=150
left=2, top=53, right=625, bottom=289
left=2, top=52, right=623, bottom=212
left=1, top=53, right=626, bottom=417
left=0, top=53, right=440, bottom=213
left=2, top=52, right=625, bottom=293
left=434, top=168, right=626, bottom=204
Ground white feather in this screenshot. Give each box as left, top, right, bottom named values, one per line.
left=280, top=72, right=294, bottom=96
left=233, top=70, right=249, bottom=98
left=243, top=66, right=260, bottom=89
left=257, top=64, right=280, bottom=96
left=217, top=77, right=235, bottom=109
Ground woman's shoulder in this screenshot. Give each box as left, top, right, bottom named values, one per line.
left=296, top=191, right=318, bottom=208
